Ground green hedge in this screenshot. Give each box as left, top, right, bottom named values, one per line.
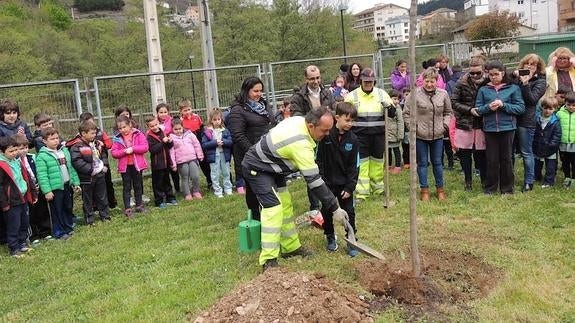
left=74, top=0, right=125, bottom=12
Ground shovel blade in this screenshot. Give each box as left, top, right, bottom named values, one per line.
left=344, top=237, right=386, bottom=260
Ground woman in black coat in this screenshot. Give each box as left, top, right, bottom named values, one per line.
left=512, top=54, right=547, bottom=192
left=227, top=77, right=275, bottom=220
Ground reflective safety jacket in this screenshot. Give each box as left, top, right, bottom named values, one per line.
left=242, top=116, right=339, bottom=212
left=346, top=86, right=393, bottom=135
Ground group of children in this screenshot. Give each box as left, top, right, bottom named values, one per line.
left=0, top=98, right=236, bottom=257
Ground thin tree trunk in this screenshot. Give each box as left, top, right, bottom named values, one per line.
left=408, top=0, right=421, bottom=278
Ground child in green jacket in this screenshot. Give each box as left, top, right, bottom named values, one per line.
left=36, top=128, right=81, bottom=240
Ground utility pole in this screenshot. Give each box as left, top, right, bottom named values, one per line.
left=143, top=0, right=167, bottom=108
left=199, top=0, right=220, bottom=110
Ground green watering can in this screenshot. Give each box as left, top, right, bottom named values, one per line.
left=238, top=210, right=261, bottom=253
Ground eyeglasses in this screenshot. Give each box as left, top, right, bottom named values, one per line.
left=307, top=76, right=321, bottom=81
left=468, top=71, right=482, bottom=76
left=558, top=57, right=571, bottom=60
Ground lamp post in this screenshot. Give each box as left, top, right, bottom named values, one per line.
left=188, top=54, right=198, bottom=109
left=338, top=4, right=348, bottom=63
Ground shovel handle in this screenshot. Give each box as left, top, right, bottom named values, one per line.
left=343, top=220, right=356, bottom=242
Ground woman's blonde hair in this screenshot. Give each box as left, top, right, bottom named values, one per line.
left=548, top=47, right=575, bottom=67
left=518, top=53, right=546, bottom=75
left=422, top=67, right=439, bottom=80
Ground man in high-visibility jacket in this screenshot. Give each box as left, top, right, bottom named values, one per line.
left=345, top=68, right=394, bottom=200
left=242, top=107, right=349, bottom=270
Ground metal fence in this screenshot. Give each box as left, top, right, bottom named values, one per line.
left=93, top=64, right=261, bottom=134
left=267, top=54, right=376, bottom=110
left=0, top=79, right=82, bottom=139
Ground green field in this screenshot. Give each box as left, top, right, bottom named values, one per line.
left=1, top=166, right=574, bottom=322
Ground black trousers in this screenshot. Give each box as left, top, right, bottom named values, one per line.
left=199, top=158, right=212, bottom=186
left=535, top=157, right=558, bottom=185
left=443, top=138, right=454, bottom=168
left=459, top=149, right=486, bottom=184
left=320, top=184, right=355, bottom=237
left=170, top=169, right=180, bottom=192
left=152, top=168, right=175, bottom=206
left=560, top=151, right=575, bottom=179
left=121, top=165, right=143, bottom=209
left=241, top=165, right=285, bottom=208
left=402, top=142, right=410, bottom=165
left=485, top=131, right=515, bottom=194
left=81, top=172, right=109, bottom=224
left=388, top=146, right=401, bottom=167
left=104, top=168, right=117, bottom=208
left=3, top=204, right=29, bottom=254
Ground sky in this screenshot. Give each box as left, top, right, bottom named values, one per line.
left=347, top=1, right=414, bottom=14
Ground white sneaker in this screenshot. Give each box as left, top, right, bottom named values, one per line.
left=142, top=195, right=151, bottom=203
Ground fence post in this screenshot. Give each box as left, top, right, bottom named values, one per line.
left=268, top=63, right=277, bottom=111
left=73, top=79, right=83, bottom=118
left=92, top=78, right=105, bottom=131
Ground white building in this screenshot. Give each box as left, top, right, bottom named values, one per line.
left=353, top=3, right=409, bottom=41
left=384, top=14, right=420, bottom=44
left=464, top=0, right=490, bottom=20
left=488, top=0, right=559, bottom=33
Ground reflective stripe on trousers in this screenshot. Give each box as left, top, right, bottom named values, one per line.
left=356, top=156, right=385, bottom=199
left=259, top=188, right=301, bottom=265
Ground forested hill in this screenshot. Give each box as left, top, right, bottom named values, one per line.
left=417, top=0, right=465, bottom=15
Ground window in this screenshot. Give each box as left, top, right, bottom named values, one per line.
left=404, top=22, right=408, bottom=27
left=404, top=29, right=408, bottom=33
left=518, top=11, right=525, bottom=18
left=518, top=0, right=523, bottom=3
left=533, top=23, right=538, bottom=29
left=532, top=0, right=536, bottom=3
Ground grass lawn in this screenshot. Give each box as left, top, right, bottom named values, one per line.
left=1, top=166, right=574, bottom=322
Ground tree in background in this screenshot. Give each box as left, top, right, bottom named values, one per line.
left=74, top=0, right=125, bottom=12
left=464, top=11, right=521, bottom=56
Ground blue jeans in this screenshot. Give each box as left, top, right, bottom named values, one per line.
left=210, top=151, right=233, bottom=195
left=517, top=127, right=535, bottom=185
left=416, top=138, right=444, bottom=189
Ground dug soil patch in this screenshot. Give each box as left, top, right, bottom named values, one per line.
left=192, top=268, right=374, bottom=322
left=357, top=249, right=502, bottom=321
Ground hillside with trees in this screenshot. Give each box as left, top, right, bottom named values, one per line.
left=417, top=0, right=465, bottom=16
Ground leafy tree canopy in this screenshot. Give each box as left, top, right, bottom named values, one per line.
left=464, top=10, right=522, bottom=56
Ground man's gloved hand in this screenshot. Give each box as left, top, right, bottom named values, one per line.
left=333, top=207, right=349, bottom=223
left=387, top=105, right=397, bottom=118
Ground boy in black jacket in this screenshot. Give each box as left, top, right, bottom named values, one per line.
left=534, top=97, right=562, bottom=187
left=0, top=135, right=38, bottom=257
left=316, top=102, right=359, bottom=257
left=146, top=116, right=177, bottom=208
left=69, top=120, right=110, bottom=225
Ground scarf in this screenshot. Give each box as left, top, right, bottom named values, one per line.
left=247, top=99, right=268, bottom=116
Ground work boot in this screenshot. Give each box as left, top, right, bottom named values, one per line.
left=420, top=188, right=430, bottom=202
left=282, top=247, right=313, bottom=259
left=262, top=258, right=279, bottom=272
left=326, top=234, right=338, bottom=252
left=437, top=187, right=446, bottom=201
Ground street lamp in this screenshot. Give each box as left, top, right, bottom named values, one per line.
left=338, top=4, right=348, bottom=63
left=188, top=55, right=198, bottom=109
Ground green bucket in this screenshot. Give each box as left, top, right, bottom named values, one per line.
left=238, top=210, right=261, bottom=253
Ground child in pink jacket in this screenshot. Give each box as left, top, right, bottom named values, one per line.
left=169, top=118, right=204, bottom=200
left=111, top=115, right=149, bottom=217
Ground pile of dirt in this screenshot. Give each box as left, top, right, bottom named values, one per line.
left=191, top=268, right=374, bottom=323
left=356, top=249, right=502, bottom=320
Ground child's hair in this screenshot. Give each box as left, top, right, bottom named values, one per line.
left=0, top=98, right=21, bottom=120
left=334, top=74, right=345, bottom=84
left=79, top=112, right=95, bottom=122
left=178, top=99, right=192, bottom=110
left=114, top=105, right=133, bottom=118
left=0, top=135, right=18, bottom=152
left=41, top=127, right=59, bottom=140
left=335, top=102, right=357, bottom=119
left=171, top=118, right=183, bottom=128
left=156, top=102, right=171, bottom=113
left=115, top=115, right=132, bottom=127
left=207, top=108, right=223, bottom=128
left=145, top=115, right=157, bottom=125
left=541, top=97, right=559, bottom=110
left=565, top=92, right=575, bottom=104
left=33, top=113, right=52, bottom=127
left=451, top=65, right=462, bottom=73
left=78, top=120, right=97, bottom=134
left=389, top=89, right=401, bottom=99
left=282, top=97, right=291, bottom=107
left=14, top=134, right=29, bottom=147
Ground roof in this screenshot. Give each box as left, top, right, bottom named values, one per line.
left=421, top=7, right=458, bottom=20
left=354, top=3, right=409, bottom=16
left=453, top=16, right=536, bottom=33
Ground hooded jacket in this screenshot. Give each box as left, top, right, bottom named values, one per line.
left=68, top=135, right=108, bottom=184
left=111, top=129, right=149, bottom=172
left=404, top=87, right=452, bottom=141
left=147, top=129, right=173, bottom=170
left=0, top=157, right=38, bottom=210
left=451, top=73, right=487, bottom=130
left=201, top=127, right=233, bottom=164
left=390, top=69, right=411, bottom=93
left=169, top=130, right=204, bottom=167
left=533, top=110, right=562, bottom=158
left=475, top=83, right=525, bottom=133
left=0, top=119, right=33, bottom=147
left=290, top=84, right=335, bottom=116
left=36, top=146, right=80, bottom=194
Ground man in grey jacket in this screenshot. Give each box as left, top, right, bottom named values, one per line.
left=290, top=65, right=336, bottom=117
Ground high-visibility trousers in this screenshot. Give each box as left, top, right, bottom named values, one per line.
left=242, top=166, right=301, bottom=265
left=356, top=134, right=385, bottom=199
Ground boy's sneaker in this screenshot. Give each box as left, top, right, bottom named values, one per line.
left=215, top=193, right=224, bottom=198
left=192, top=192, right=203, bottom=199
left=541, top=184, right=551, bottom=188
left=237, top=187, right=246, bottom=195
left=158, top=203, right=167, bottom=209
left=224, top=190, right=233, bottom=196
left=167, top=199, right=178, bottom=206
left=184, top=194, right=194, bottom=201
left=124, top=208, right=134, bottom=218
left=129, top=198, right=136, bottom=207
left=135, top=205, right=145, bottom=213
left=326, top=234, right=338, bottom=252
left=11, top=250, right=24, bottom=258
left=20, top=243, right=33, bottom=253
left=58, top=233, right=71, bottom=240
left=142, top=195, right=151, bottom=203
left=347, top=243, right=359, bottom=257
